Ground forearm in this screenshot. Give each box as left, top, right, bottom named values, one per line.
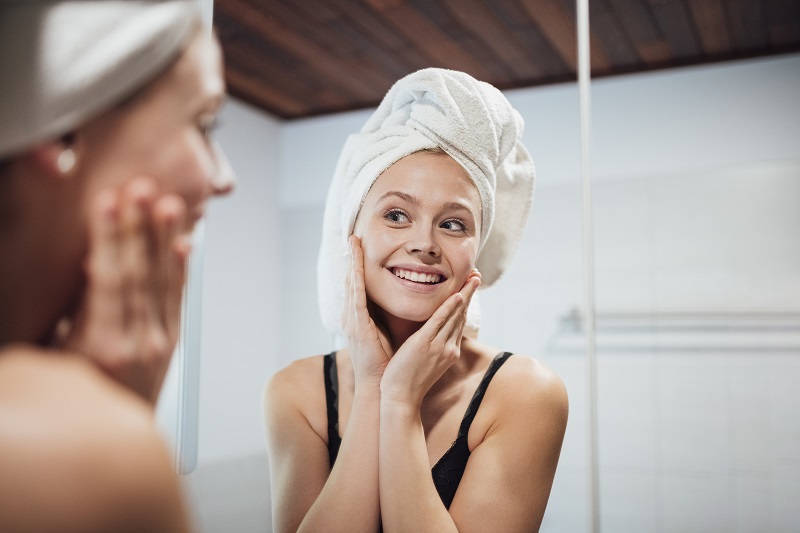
left=299, top=386, right=382, bottom=533
left=379, top=399, right=458, bottom=533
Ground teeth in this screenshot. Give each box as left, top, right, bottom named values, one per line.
left=392, top=268, right=441, bottom=284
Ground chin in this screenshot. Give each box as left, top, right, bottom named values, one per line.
left=374, top=298, right=438, bottom=325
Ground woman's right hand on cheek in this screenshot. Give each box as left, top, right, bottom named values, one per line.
left=380, top=271, right=481, bottom=409
left=58, top=177, right=191, bottom=404
left=342, top=235, right=392, bottom=389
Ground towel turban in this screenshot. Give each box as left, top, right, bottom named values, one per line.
left=318, top=68, right=535, bottom=334
left=0, top=0, right=198, bottom=159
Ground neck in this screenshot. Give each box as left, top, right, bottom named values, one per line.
left=373, top=307, right=424, bottom=353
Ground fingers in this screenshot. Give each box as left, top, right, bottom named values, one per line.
left=84, top=189, right=123, bottom=335
left=66, top=176, right=193, bottom=402
left=454, top=271, right=481, bottom=343
left=423, top=271, right=481, bottom=349
left=152, top=194, right=189, bottom=341
left=120, top=179, right=158, bottom=332
left=349, top=235, right=370, bottom=329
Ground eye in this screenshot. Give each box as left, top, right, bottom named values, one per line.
left=198, top=115, right=220, bottom=139
left=383, top=209, right=409, bottom=225
left=441, top=218, right=467, bottom=232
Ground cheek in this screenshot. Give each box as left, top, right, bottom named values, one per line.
left=148, top=133, right=212, bottom=204
left=451, top=240, right=478, bottom=272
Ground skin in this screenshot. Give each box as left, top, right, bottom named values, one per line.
left=0, top=26, right=232, bottom=532
left=266, top=152, right=569, bottom=532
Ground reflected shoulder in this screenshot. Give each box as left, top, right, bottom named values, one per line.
left=492, top=354, right=569, bottom=425
left=266, top=353, right=326, bottom=400
left=264, top=353, right=328, bottom=423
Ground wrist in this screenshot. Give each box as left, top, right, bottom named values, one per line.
left=353, top=382, right=382, bottom=400
left=380, top=395, right=421, bottom=417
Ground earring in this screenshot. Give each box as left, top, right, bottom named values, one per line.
left=56, top=148, right=76, bottom=174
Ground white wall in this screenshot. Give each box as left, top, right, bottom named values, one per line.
left=180, top=53, right=800, bottom=532
left=197, top=97, right=282, bottom=464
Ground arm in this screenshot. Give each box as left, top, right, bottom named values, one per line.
left=381, top=356, right=568, bottom=532
left=265, top=236, right=388, bottom=533
left=378, top=273, right=479, bottom=533
left=449, top=358, right=567, bottom=531
left=265, top=365, right=381, bottom=533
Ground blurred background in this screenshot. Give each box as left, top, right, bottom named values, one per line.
left=158, top=1, right=800, bottom=531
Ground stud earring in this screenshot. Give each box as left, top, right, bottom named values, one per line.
left=57, top=148, right=76, bottom=174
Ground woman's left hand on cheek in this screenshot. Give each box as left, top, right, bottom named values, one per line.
left=380, top=271, right=481, bottom=409
left=56, top=177, right=191, bottom=404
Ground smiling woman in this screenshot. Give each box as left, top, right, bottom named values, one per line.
left=0, top=1, right=233, bottom=531
left=355, top=152, right=481, bottom=324
left=264, top=68, right=568, bottom=533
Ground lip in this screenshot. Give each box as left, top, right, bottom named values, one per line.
left=387, top=263, right=447, bottom=278
left=385, top=263, right=448, bottom=293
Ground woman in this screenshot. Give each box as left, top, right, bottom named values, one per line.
left=0, top=1, right=233, bottom=530
left=265, top=68, right=568, bottom=532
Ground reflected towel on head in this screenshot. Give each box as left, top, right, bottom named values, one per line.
left=0, top=0, right=198, bottom=158
left=318, top=68, right=536, bottom=335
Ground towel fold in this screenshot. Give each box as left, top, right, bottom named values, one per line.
left=0, top=0, right=198, bottom=158
left=318, top=68, right=535, bottom=335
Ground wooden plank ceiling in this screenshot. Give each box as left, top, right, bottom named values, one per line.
left=214, top=0, right=800, bottom=120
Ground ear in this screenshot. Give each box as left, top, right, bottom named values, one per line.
left=28, top=132, right=83, bottom=181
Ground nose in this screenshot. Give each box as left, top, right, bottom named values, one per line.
left=210, top=140, right=236, bottom=196
left=404, top=225, right=441, bottom=259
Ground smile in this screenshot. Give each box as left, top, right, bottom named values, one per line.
left=391, top=267, right=444, bottom=284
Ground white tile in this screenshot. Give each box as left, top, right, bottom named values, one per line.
left=593, top=178, right=655, bottom=272
left=659, top=472, right=734, bottom=533
left=597, top=355, right=657, bottom=469
left=728, top=356, right=771, bottom=472
left=768, top=356, right=800, bottom=465
left=185, top=453, right=272, bottom=533
left=540, top=468, right=590, bottom=533
left=599, top=469, right=657, bottom=533
left=770, top=464, right=800, bottom=532
left=653, top=267, right=739, bottom=310
left=733, top=473, right=771, bottom=533
left=656, top=355, right=732, bottom=472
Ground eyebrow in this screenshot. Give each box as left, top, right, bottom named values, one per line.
left=376, top=191, right=478, bottom=217
left=377, top=191, right=419, bottom=205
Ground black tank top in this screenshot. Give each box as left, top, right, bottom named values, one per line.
left=324, top=351, right=513, bottom=509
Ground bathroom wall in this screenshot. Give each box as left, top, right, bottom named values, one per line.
left=179, top=97, right=281, bottom=531
left=180, top=53, right=800, bottom=532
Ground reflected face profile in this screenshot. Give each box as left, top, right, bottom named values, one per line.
left=353, top=151, right=482, bottom=323
left=76, top=28, right=234, bottom=236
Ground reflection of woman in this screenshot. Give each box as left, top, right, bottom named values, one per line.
left=266, top=68, right=567, bottom=532
left=0, top=1, right=232, bottom=530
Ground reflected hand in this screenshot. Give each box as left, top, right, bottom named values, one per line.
left=58, top=177, right=191, bottom=404
left=342, top=235, right=392, bottom=390
left=380, top=270, right=481, bottom=409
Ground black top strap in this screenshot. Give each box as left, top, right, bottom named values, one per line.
left=456, top=351, right=513, bottom=437
left=323, top=350, right=514, bottom=510
left=323, top=351, right=341, bottom=468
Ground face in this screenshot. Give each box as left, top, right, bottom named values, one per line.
left=353, top=151, right=482, bottom=324
left=76, top=27, right=234, bottom=233
left=9, top=27, right=232, bottom=343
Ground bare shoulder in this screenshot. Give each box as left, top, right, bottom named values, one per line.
left=264, top=354, right=326, bottom=409
left=485, top=352, right=569, bottom=432
left=0, top=345, right=188, bottom=532
left=263, top=354, right=328, bottom=441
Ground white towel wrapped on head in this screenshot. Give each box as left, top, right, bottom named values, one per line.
left=318, top=68, right=535, bottom=335
left=0, top=0, right=198, bottom=158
